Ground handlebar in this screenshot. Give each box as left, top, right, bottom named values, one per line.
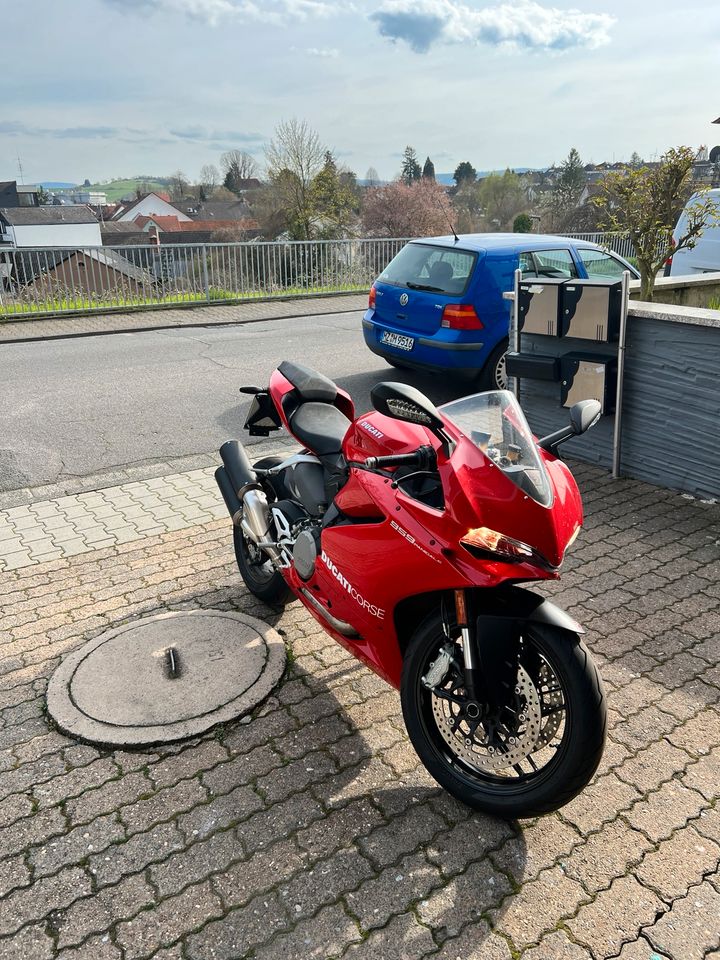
left=363, top=445, right=437, bottom=471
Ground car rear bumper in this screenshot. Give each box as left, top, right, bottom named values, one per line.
left=362, top=314, right=486, bottom=372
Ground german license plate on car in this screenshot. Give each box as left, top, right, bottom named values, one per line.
left=380, top=331, right=414, bottom=351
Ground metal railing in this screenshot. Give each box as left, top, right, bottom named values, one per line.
left=564, top=232, right=636, bottom=260
left=0, top=233, right=634, bottom=319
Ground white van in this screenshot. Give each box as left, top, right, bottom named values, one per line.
left=667, top=188, right=720, bottom=275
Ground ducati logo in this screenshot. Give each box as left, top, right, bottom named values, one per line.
left=320, top=551, right=385, bottom=619
left=399, top=292, right=409, bottom=306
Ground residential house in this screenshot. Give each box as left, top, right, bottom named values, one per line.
left=0, top=206, right=102, bottom=248
left=111, top=192, right=191, bottom=223
left=0, top=181, right=41, bottom=208
left=175, top=199, right=253, bottom=222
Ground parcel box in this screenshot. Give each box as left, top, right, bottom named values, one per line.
left=517, top=278, right=564, bottom=336
left=505, top=352, right=560, bottom=382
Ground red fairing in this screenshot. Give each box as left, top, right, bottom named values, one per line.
left=265, top=379, right=585, bottom=690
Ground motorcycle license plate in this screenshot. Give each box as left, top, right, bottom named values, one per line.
left=381, top=331, right=414, bottom=352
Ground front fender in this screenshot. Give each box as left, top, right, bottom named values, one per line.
left=471, top=585, right=583, bottom=635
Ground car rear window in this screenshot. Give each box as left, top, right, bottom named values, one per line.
left=379, top=243, right=477, bottom=296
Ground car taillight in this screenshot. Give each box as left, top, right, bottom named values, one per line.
left=441, top=304, right=483, bottom=330
left=368, top=284, right=377, bottom=310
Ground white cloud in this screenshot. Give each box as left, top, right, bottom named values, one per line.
left=104, top=0, right=333, bottom=26
left=304, top=46, right=340, bottom=57
left=370, top=0, right=615, bottom=53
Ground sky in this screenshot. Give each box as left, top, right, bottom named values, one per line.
left=2, top=0, right=719, bottom=185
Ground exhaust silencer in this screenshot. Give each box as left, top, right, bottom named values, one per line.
left=215, top=467, right=242, bottom=525
left=220, top=440, right=258, bottom=498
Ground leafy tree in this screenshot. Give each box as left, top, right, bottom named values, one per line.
left=35, top=185, right=51, bottom=205
left=221, top=150, right=259, bottom=194
left=595, top=146, right=720, bottom=300
left=309, top=152, right=357, bottom=238
left=265, top=119, right=326, bottom=239
left=422, top=157, right=436, bottom=180
left=453, top=161, right=477, bottom=186
left=452, top=181, right=483, bottom=232
left=513, top=212, right=533, bottom=233
left=543, top=148, right=586, bottom=229
left=629, top=151, right=643, bottom=169
left=362, top=179, right=454, bottom=237
left=478, top=170, right=527, bottom=229
left=400, top=146, right=421, bottom=185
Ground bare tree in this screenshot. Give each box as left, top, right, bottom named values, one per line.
left=221, top=150, right=259, bottom=193
left=365, top=166, right=381, bottom=187
left=265, top=118, right=326, bottom=239
left=199, top=163, right=220, bottom=199
left=168, top=170, right=189, bottom=200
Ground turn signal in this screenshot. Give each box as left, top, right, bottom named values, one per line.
left=461, top=526, right=533, bottom=560
left=441, top=304, right=483, bottom=329
left=369, top=284, right=377, bottom=310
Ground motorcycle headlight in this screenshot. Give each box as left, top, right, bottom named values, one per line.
left=460, top=526, right=534, bottom=562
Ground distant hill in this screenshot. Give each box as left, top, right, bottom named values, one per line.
left=64, top=177, right=172, bottom=202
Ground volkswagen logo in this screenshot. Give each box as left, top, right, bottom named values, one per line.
left=399, top=293, right=409, bottom=306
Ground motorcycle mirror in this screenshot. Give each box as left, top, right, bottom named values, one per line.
left=569, top=399, right=602, bottom=436
left=371, top=382, right=445, bottom=432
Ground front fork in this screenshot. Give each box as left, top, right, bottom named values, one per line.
left=455, top=589, right=484, bottom=712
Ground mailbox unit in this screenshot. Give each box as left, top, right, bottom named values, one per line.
left=560, top=279, right=622, bottom=341
left=560, top=352, right=617, bottom=413
left=517, top=278, right=564, bottom=336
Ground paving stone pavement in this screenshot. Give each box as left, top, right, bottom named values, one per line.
left=0, top=461, right=718, bottom=959
left=0, top=294, right=368, bottom=343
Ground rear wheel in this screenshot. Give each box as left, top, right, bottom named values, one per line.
left=478, top=339, right=508, bottom=391
left=232, top=455, right=292, bottom=605
left=401, top=611, right=606, bottom=818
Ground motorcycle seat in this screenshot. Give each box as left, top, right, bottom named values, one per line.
left=278, top=360, right=337, bottom=403
left=289, top=402, right=350, bottom=456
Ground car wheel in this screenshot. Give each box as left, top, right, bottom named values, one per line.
left=478, top=339, right=508, bottom=391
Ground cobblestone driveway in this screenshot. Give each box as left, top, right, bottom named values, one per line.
left=0, top=463, right=718, bottom=959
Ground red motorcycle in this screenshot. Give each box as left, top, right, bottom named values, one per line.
left=215, top=361, right=606, bottom=818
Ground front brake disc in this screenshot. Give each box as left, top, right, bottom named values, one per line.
left=431, top=664, right=542, bottom=772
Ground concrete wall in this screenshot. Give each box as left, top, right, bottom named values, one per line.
left=630, top=272, right=720, bottom=308
left=516, top=301, right=720, bottom=499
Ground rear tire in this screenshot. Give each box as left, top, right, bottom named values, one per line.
left=233, top=526, right=292, bottom=605
left=232, top=455, right=292, bottom=605
left=478, top=339, right=508, bottom=391
left=401, top=611, right=606, bottom=818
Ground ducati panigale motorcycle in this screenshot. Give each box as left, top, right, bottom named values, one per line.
left=215, top=360, right=607, bottom=818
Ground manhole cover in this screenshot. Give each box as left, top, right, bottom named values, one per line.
left=46, top=610, right=286, bottom=748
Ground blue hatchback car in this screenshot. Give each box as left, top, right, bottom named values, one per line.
left=363, top=233, right=639, bottom=389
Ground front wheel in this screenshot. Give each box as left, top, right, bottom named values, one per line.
left=401, top=612, right=606, bottom=818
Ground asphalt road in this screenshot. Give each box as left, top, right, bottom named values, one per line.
left=0, top=310, right=472, bottom=492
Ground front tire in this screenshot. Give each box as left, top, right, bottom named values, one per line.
left=401, top=612, right=606, bottom=819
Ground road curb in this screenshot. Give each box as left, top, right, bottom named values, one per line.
left=0, top=294, right=367, bottom=344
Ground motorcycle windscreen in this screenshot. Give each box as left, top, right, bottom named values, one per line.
left=440, top=391, right=553, bottom=508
